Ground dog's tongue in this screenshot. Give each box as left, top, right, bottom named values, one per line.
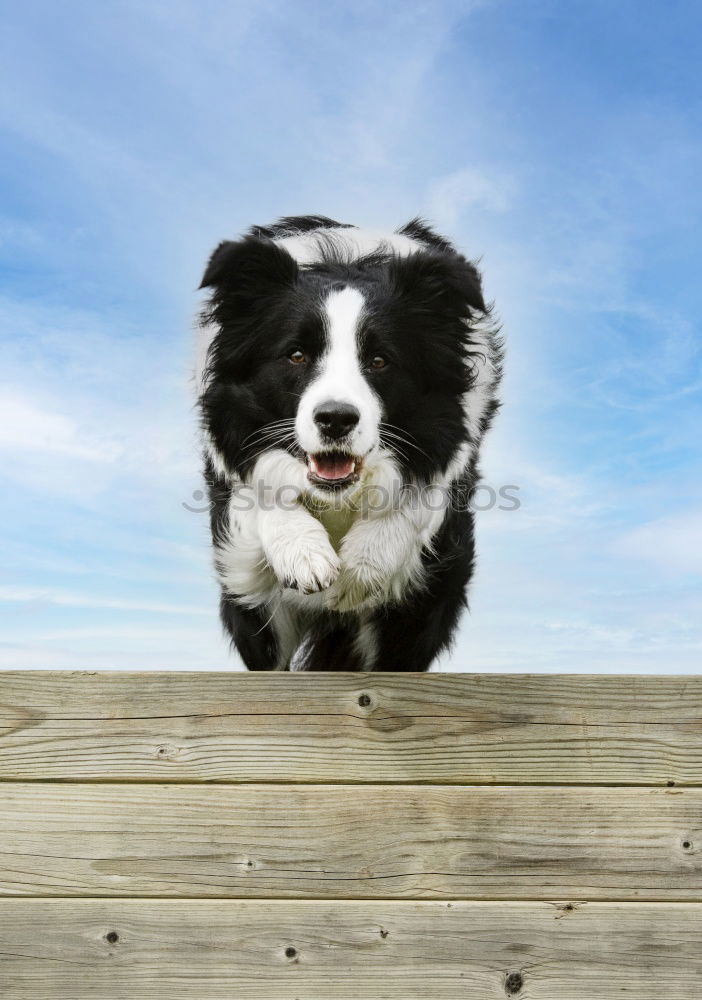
left=309, top=453, right=355, bottom=481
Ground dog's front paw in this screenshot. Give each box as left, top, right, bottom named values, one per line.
left=269, top=540, right=341, bottom=595
left=326, top=562, right=384, bottom=613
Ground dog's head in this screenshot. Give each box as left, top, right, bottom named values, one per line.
left=197, top=225, right=499, bottom=496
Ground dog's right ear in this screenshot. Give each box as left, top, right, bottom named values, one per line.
left=199, top=236, right=298, bottom=294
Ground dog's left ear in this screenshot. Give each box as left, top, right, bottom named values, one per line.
left=389, top=250, right=486, bottom=317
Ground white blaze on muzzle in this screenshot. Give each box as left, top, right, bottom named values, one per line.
left=295, top=286, right=381, bottom=462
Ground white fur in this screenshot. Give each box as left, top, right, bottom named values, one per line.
left=462, top=318, right=499, bottom=453
left=274, top=227, right=420, bottom=266
left=215, top=449, right=341, bottom=609
left=214, top=483, right=273, bottom=606
left=288, top=631, right=316, bottom=672
left=325, top=443, right=470, bottom=613
left=295, top=287, right=381, bottom=463
left=214, top=437, right=470, bottom=630
left=353, top=619, right=378, bottom=670
left=202, top=427, right=231, bottom=480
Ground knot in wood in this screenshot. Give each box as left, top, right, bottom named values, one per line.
left=505, top=971, right=523, bottom=994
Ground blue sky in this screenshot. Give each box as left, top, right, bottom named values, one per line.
left=0, top=0, right=700, bottom=671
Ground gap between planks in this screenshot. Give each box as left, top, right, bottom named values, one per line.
left=0, top=777, right=697, bottom=786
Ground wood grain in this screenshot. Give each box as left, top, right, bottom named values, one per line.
left=1, top=783, right=700, bottom=900
left=2, top=671, right=702, bottom=784
left=1, top=899, right=701, bottom=998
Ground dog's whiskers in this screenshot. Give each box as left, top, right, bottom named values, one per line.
left=239, top=419, right=296, bottom=451
left=379, top=423, right=433, bottom=462
left=241, top=434, right=299, bottom=467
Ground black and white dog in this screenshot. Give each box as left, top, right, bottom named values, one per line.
left=196, top=216, right=502, bottom=671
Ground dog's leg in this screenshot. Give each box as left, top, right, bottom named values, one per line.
left=369, top=585, right=467, bottom=671
left=219, top=595, right=278, bottom=670
left=215, top=450, right=340, bottom=600
left=326, top=507, right=428, bottom=612
left=259, top=509, right=340, bottom=594
left=326, top=473, right=456, bottom=613
left=328, top=450, right=473, bottom=614
left=252, top=449, right=340, bottom=595
left=367, top=506, right=475, bottom=670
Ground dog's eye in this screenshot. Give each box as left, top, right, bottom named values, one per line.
left=289, top=349, right=306, bottom=365
left=369, top=355, right=387, bottom=370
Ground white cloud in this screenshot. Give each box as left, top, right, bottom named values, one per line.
left=0, top=584, right=211, bottom=615
left=0, top=638, right=236, bottom=671
left=614, top=509, right=702, bottom=577
left=33, top=625, right=214, bottom=642
left=0, top=388, right=122, bottom=461
left=428, top=166, right=516, bottom=228
left=0, top=291, right=202, bottom=509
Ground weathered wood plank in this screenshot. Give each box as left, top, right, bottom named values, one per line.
left=1, top=899, right=701, bottom=998
left=1, top=671, right=702, bottom=784
left=1, top=783, right=700, bottom=899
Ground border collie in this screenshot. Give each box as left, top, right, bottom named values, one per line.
left=196, top=216, right=502, bottom=671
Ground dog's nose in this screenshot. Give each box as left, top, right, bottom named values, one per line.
left=313, top=401, right=360, bottom=440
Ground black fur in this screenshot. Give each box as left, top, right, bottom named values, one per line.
left=197, top=216, right=502, bottom=671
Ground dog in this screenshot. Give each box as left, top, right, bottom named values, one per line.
left=196, top=215, right=502, bottom=671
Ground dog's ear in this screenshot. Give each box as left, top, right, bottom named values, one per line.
left=199, top=236, right=298, bottom=295
left=447, top=254, right=486, bottom=314
left=389, top=250, right=486, bottom=317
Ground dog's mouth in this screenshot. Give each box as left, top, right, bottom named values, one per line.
left=307, top=451, right=362, bottom=489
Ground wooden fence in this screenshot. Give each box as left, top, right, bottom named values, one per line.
left=0, top=671, right=701, bottom=997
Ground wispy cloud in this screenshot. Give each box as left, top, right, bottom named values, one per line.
left=0, top=389, right=123, bottom=461
left=614, top=509, right=702, bottom=577
left=428, top=166, right=516, bottom=227
left=0, top=585, right=211, bottom=615
left=1, top=0, right=700, bottom=671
